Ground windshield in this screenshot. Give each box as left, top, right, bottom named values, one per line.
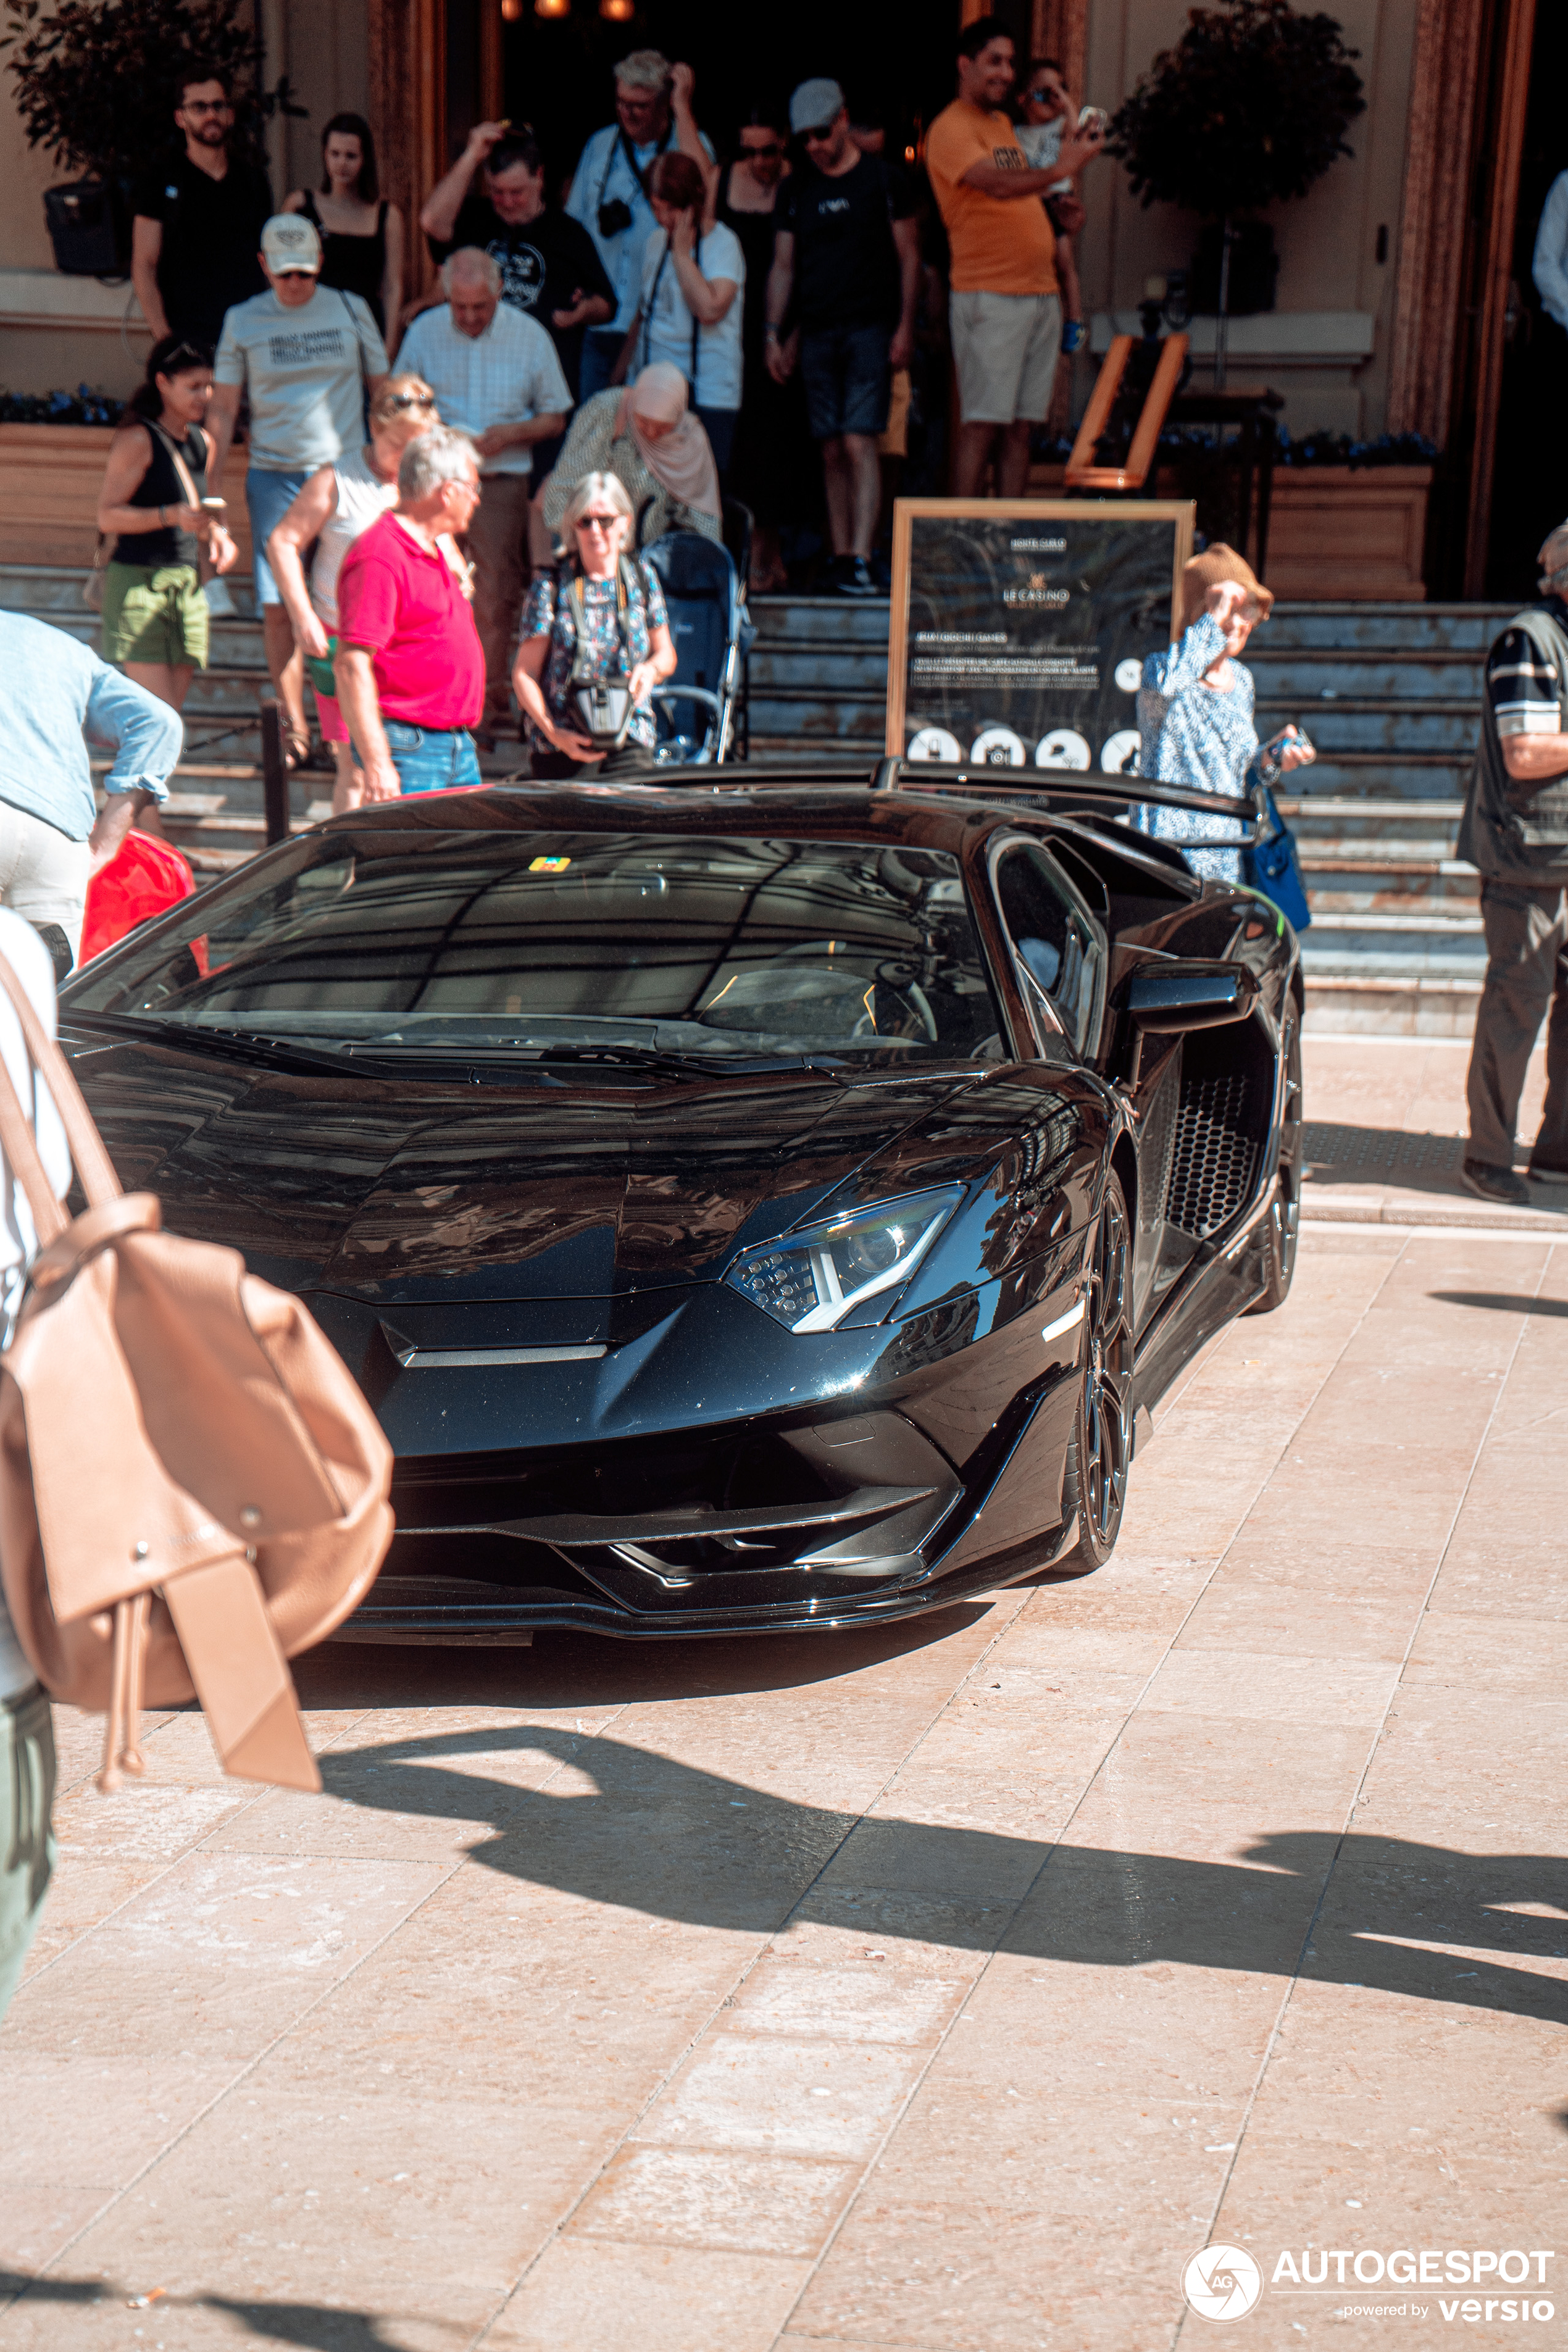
left=66, top=830, right=1003, bottom=1064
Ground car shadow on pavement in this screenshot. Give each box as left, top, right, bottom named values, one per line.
left=317, top=1725, right=1568, bottom=2026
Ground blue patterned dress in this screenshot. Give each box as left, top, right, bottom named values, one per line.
left=1130, top=611, right=1257, bottom=883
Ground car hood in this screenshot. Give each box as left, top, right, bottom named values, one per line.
left=65, top=1027, right=985, bottom=1303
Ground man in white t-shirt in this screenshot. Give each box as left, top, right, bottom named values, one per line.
left=564, top=51, right=715, bottom=401
left=0, top=911, right=71, bottom=2020
left=204, top=215, right=390, bottom=765
left=398, top=249, right=572, bottom=743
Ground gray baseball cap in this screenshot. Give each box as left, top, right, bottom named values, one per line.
left=790, top=78, right=845, bottom=135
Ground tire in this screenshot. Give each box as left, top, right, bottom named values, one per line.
left=1060, top=1170, right=1134, bottom=1571
left=1245, top=1009, right=1303, bottom=1316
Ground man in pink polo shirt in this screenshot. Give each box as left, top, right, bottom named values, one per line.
left=333, top=424, right=487, bottom=798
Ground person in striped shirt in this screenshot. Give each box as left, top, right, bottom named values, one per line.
left=1458, top=521, right=1568, bottom=1203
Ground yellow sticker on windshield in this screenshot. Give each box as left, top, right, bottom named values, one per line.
left=529, top=856, right=571, bottom=872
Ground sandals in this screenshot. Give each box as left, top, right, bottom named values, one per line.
left=281, top=727, right=313, bottom=774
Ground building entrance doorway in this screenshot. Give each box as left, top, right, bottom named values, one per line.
left=1486, top=0, right=1568, bottom=599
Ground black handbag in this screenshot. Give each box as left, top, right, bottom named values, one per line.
left=44, top=179, right=123, bottom=277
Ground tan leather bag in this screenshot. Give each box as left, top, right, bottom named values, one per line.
left=0, top=957, right=394, bottom=1795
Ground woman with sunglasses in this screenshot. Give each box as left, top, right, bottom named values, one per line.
left=514, top=470, right=677, bottom=780
left=266, top=375, right=444, bottom=812
left=716, top=106, right=804, bottom=594
left=1133, top=546, right=1314, bottom=881
left=95, top=335, right=240, bottom=720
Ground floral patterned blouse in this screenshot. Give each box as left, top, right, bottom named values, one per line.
left=1130, top=610, right=1258, bottom=883
left=520, top=559, right=669, bottom=750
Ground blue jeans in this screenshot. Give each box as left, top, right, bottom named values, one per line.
left=354, top=719, right=482, bottom=795
left=244, top=467, right=312, bottom=607
left=579, top=327, right=628, bottom=401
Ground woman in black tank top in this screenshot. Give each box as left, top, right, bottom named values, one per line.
left=94, top=335, right=240, bottom=714
left=284, top=113, right=405, bottom=346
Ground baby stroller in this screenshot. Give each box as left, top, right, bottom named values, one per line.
left=641, top=499, right=755, bottom=764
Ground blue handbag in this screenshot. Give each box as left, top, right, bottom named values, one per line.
left=1244, top=781, right=1312, bottom=932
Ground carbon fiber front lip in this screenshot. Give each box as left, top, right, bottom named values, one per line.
left=329, top=1517, right=1080, bottom=1643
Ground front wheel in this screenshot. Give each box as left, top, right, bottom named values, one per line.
left=1060, top=1171, right=1133, bottom=1570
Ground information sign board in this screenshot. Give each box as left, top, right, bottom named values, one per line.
left=885, top=498, right=1196, bottom=774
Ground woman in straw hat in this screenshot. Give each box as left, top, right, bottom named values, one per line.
left=1133, top=544, right=1314, bottom=880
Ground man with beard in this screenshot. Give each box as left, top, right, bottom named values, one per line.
left=131, top=62, right=273, bottom=349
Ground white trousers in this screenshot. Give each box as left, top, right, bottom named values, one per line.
left=0, top=801, right=91, bottom=963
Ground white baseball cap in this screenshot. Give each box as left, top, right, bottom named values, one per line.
left=260, top=215, right=322, bottom=275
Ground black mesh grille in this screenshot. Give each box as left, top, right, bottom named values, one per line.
left=1166, top=1072, right=1257, bottom=1237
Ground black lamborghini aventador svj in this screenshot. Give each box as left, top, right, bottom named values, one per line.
left=59, top=773, right=1303, bottom=1641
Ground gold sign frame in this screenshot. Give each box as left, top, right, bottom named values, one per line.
left=885, top=497, right=1197, bottom=759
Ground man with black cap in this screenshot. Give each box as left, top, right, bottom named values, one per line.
left=765, top=77, right=919, bottom=597
left=1459, top=520, right=1568, bottom=1206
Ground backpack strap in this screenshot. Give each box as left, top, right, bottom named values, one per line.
left=0, top=951, right=125, bottom=1212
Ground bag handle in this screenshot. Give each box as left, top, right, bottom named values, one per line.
left=0, top=953, right=125, bottom=1219
left=148, top=420, right=201, bottom=513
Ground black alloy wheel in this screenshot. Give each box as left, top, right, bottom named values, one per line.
left=1061, top=1170, right=1133, bottom=1570
left=1246, top=1010, right=1303, bottom=1316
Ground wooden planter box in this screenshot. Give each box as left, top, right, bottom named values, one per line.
left=0, top=423, right=254, bottom=572
left=1024, top=459, right=1432, bottom=603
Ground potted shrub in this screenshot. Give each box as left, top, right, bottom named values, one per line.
left=1, top=0, right=298, bottom=273
left=1109, top=0, right=1365, bottom=383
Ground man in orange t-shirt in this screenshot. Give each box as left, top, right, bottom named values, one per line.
left=926, top=15, right=1104, bottom=497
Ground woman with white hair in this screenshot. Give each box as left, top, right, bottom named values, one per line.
left=267, top=373, right=443, bottom=812
left=541, top=361, right=722, bottom=549
left=514, top=469, right=677, bottom=779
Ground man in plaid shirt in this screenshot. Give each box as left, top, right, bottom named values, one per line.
left=398, top=249, right=572, bottom=745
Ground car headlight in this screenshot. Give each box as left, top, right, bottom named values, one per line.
left=725, top=1186, right=963, bottom=1334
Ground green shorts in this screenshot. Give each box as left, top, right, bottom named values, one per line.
left=101, top=562, right=209, bottom=669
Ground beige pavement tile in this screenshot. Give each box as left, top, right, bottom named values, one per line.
left=1351, top=1695, right=1567, bottom=1847
left=1075, top=1707, right=1374, bottom=1803
left=1213, top=1542, right=1441, bottom=1598
left=50, top=1775, right=266, bottom=1864
left=1401, top=1609, right=1568, bottom=1690
left=726, top=1960, right=965, bottom=2046
left=790, top=2193, right=1198, bottom=2351
left=54, top=2094, right=586, bottom=2333
left=0, top=2188, right=114, bottom=2277
left=1, top=1852, right=449, bottom=2059
left=1137, top=1649, right=1399, bottom=1726
left=16, top=1858, right=169, bottom=1982
left=570, top=2143, right=858, bottom=2257
left=1, top=2057, right=236, bottom=2210
left=484, top=2240, right=811, bottom=2351
left=1174, top=1585, right=1417, bottom=1662
left=635, top=2029, right=925, bottom=2159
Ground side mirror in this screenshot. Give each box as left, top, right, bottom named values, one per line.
left=1123, top=960, right=1259, bottom=1033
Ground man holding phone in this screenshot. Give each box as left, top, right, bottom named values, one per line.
left=925, top=14, right=1104, bottom=498
left=564, top=52, right=714, bottom=401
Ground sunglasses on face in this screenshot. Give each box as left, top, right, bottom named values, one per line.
left=385, top=392, right=435, bottom=411
left=181, top=99, right=231, bottom=114
left=801, top=125, right=838, bottom=145
left=576, top=514, right=620, bottom=532
left=742, top=139, right=784, bottom=157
